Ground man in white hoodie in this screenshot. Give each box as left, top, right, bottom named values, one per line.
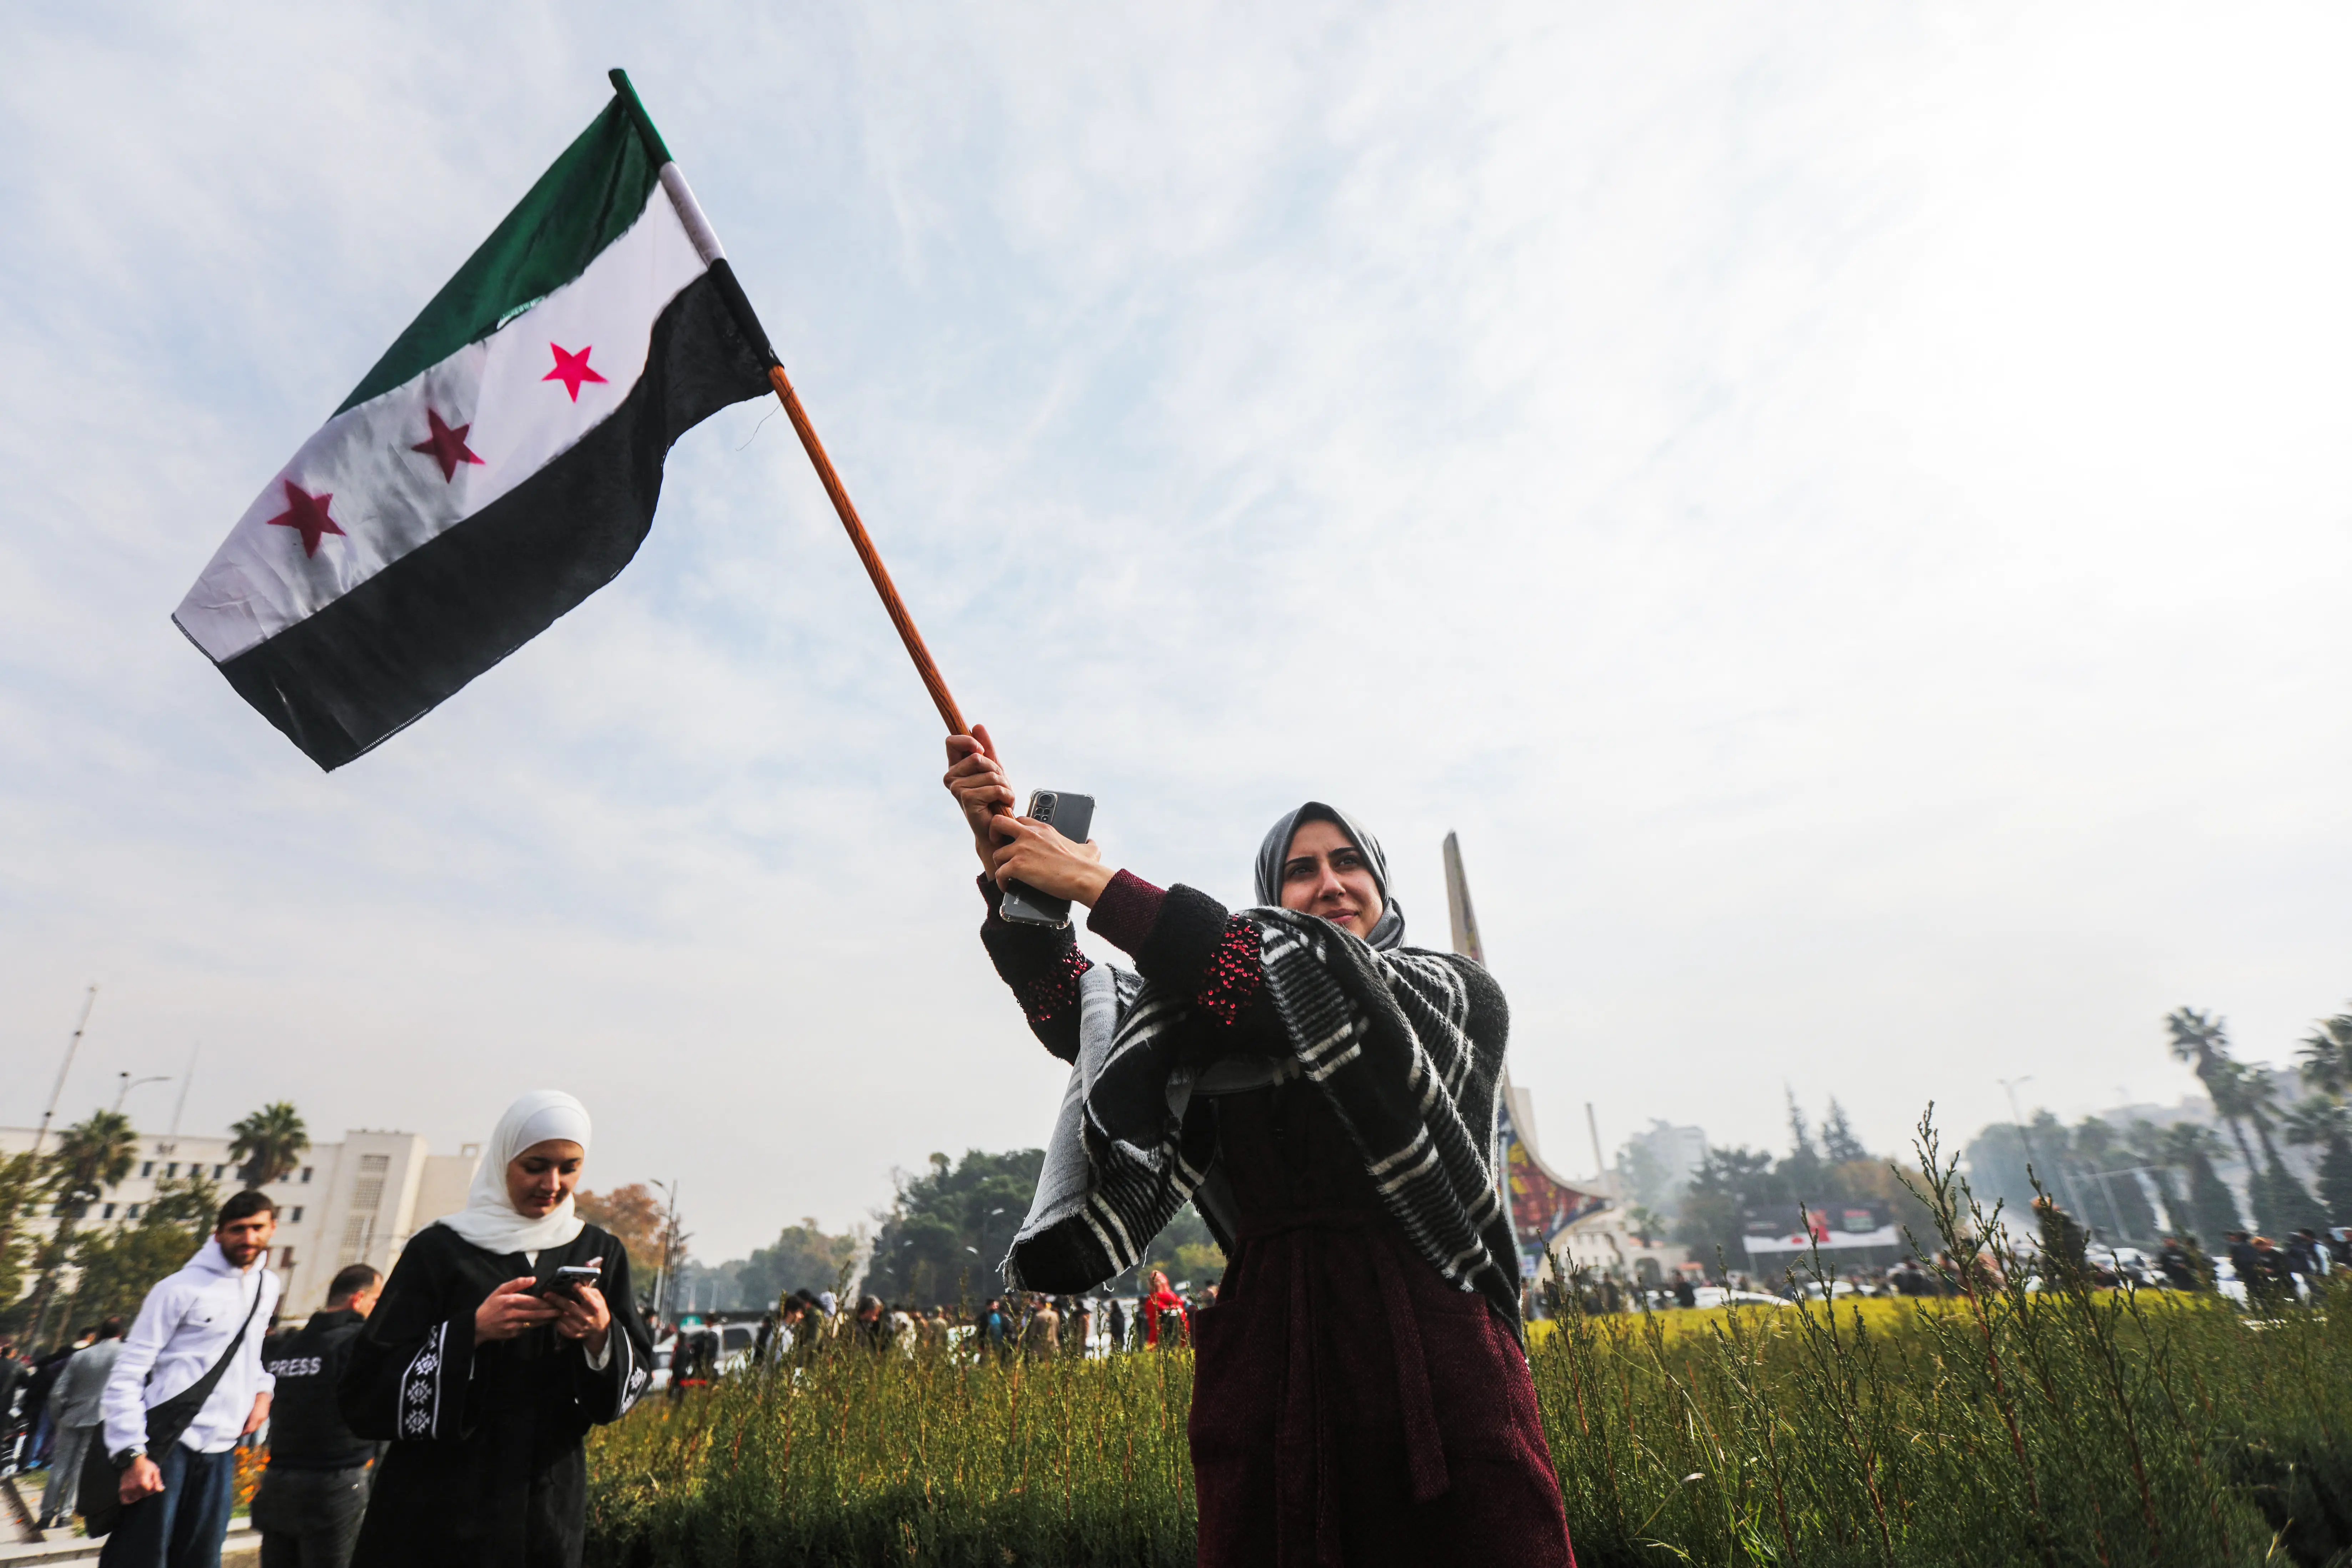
left=100, top=1190, right=280, bottom=1568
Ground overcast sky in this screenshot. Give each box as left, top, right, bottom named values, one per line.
left=4, top=2, right=2348, bottom=1261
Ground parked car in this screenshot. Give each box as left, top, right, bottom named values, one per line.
left=648, top=1318, right=763, bottom=1391
left=1692, top=1286, right=1791, bottom=1309
left=1789, top=1278, right=1862, bottom=1301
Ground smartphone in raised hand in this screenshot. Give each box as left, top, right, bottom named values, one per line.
left=999, top=790, right=1095, bottom=927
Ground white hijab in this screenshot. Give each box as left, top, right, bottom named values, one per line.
left=436, top=1089, right=592, bottom=1254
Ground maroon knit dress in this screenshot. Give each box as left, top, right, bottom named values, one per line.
left=980, top=874, right=1574, bottom=1568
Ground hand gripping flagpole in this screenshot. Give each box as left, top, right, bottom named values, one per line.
left=611, top=70, right=972, bottom=739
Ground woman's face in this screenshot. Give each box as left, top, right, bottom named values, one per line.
left=1278, top=818, right=1383, bottom=940
left=506, top=1139, right=585, bottom=1218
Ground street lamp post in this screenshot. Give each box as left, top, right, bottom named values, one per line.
left=650, top=1179, right=681, bottom=1325
left=114, top=1073, right=171, bottom=1114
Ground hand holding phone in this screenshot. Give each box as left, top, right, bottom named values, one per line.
left=536, top=1262, right=605, bottom=1298
left=546, top=1264, right=613, bottom=1353
left=996, top=791, right=1100, bottom=926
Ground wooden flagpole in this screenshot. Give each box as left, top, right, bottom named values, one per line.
left=607, top=69, right=966, bottom=736
left=765, top=364, right=970, bottom=737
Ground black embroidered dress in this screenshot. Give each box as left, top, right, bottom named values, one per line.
left=338, top=1222, right=651, bottom=1568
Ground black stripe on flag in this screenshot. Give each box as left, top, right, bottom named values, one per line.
left=215, top=268, right=773, bottom=771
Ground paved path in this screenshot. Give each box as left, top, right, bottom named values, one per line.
left=0, top=1476, right=256, bottom=1567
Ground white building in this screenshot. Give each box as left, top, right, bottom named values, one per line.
left=1619, top=1118, right=1709, bottom=1211
left=0, top=1125, right=481, bottom=1317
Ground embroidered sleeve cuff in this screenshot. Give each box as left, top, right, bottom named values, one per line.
left=1085, top=871, right=1165, bottom=955
left=584, top=1335, right=613, bottom=1371
left=395, top=1319, right=472, bottom=1441
left=1133, top=884, right=1236, bottom=990
left=978, top=874, right=1090, bottom=1063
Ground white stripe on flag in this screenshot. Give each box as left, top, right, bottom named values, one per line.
left=659, top=164, right=726, bottom=266
left=176, top=185, right=705, bottom=663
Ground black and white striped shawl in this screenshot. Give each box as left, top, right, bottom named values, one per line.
left=1004, top=905, right=1521, bottom=1337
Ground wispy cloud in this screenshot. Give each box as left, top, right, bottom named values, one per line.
left=4, top=0, right=2348, bottom=1255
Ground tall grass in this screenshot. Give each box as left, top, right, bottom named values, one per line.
left=587, top=1115, right=2352, bottom=1567
left=589, top=1336, right=1198, bottom=1567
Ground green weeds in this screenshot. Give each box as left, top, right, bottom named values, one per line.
left=588, top=1113, right=2352, bottom=1567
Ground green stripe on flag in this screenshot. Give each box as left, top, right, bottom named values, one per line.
left=335, top=97, right=662, bottom=415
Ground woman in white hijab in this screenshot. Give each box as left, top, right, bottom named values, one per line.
left=339, top=1090, right=653, bottom=1568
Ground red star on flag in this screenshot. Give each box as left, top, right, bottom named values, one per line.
left=410, top=408, right=486, bottom=482
left=543, top=343, right=609, bottom=402
left=265, top=479, right=347, bottom=558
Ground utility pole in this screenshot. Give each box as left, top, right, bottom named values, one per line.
left=32, top=985, right=98, bottom=1159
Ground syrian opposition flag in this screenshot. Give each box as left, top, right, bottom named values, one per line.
left=174, top=73, right=778, bottom=770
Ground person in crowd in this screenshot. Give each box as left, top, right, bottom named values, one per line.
left=2156, top=1237, right=2199, bottom=1291
left=101, top=1193, right=280, bottom=1568
left=34, top=1319, right=122, bottom=1531
left=2286, top=1228, right=2324, bottom=1284
left=338, top=1091, right=651, bottom=1568
left=1064, top=1297, right=1091, bottom=1357
left=1140, top=1272, right=1188, bottom=1348
left=24, top=1330, right=89, bottom=1472
left=1024, top=1296, right=1060, bottom=1360
left=0, top=1341, right=29, bottom=1463
left=2032, top=1196, right=2092, bottom=1291
left=850, top=1296, right=890, bottom=1351
left=768, top=1295, right=813, bottom=1366
left=251, top=1264, right=382, bottom=1568
left=946, top=737, right=1575, bottom=1566
left=752, top=1310, right=778, bottom=1365
left=980, top=1299, right=1010, bottom=1361
left=1105, top=1299, right=1127, bottom=1353
left=2254, top=1235, right=2296, bottom=1306
left=1673, top=1274, right=1699, bottom=1310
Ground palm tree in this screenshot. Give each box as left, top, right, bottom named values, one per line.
left=2282, top=1096, right=2352, bottom=1227
left=2166, top=1008, right=2263, bottom=1181
left=2301, top=1010, right=2352, bottom=1099
left=25, top=1110, right=140, bottom=1343
left=46, top=1109, right=140, bottom=1220
left=2229, top=1064, right=2328, bottom=1234
left=228, top=1102, right=310, bottom=1187
left=2154, top=1122, right=2242, bottom=1245
left=2072, top=1117, right=2157, bottom=1242
left=2124, top=1119, right=2189, bottom=1234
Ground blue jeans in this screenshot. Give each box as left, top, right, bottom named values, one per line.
left=98, top=1443, right=238, bottom=1568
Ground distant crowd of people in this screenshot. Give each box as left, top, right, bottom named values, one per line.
left=1522, top=1217, right=2348, bottom=1318
left=649, top=1267, right=1215, bottom=1386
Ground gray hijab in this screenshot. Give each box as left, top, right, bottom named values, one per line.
left=1253, top=801, right=1406, bottom=952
